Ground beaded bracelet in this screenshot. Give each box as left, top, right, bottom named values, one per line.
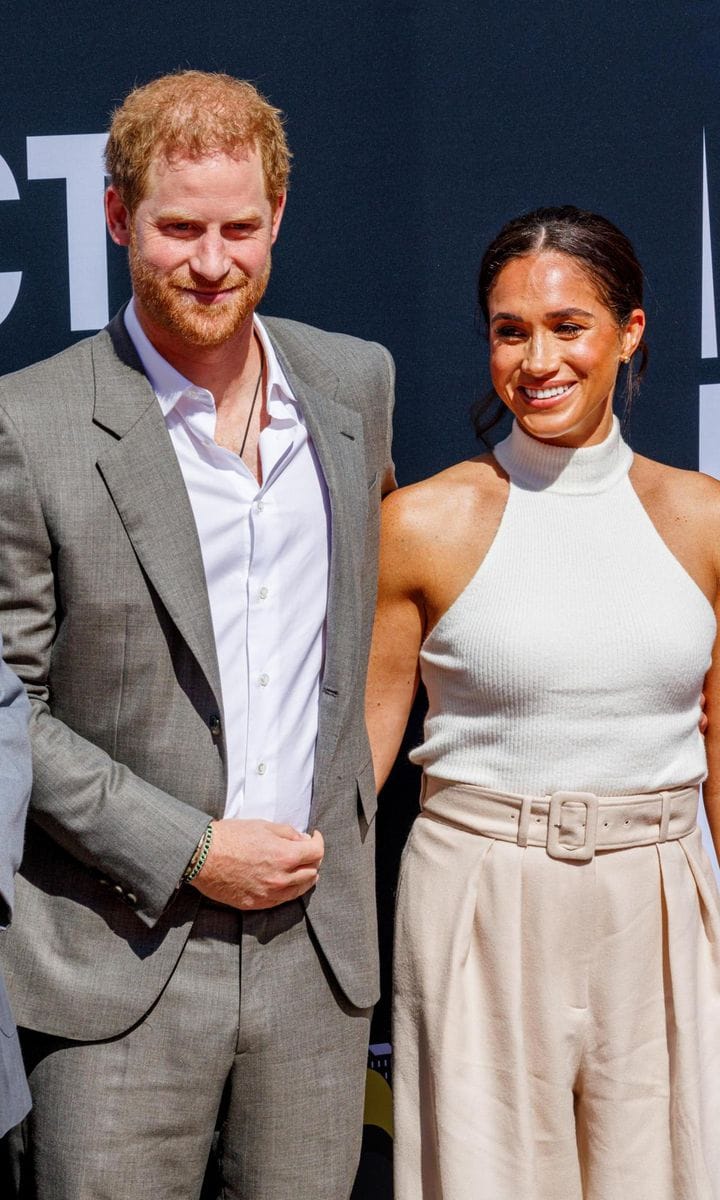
left=183, top=822, right=213, bottom=884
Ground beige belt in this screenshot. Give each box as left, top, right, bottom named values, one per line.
left=421, top=776, right=699, bottom=863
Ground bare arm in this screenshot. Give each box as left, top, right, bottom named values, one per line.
left=701, top=592, right=720, bottom=861
left=691, top=472, right=720, bottom=862
left=365, top=491, right=426, bottom=791
left=629, top=458, right=720, bottom=858
left=366, top=455, right=508, bottom=791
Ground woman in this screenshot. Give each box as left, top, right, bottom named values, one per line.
left=367, top=206, right=720, bottom=1199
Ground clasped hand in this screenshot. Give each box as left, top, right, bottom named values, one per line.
left=190, top=818, right=324, bottom=909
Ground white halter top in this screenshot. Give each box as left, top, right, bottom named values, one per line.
left=410, top=417, right=716, bottom=795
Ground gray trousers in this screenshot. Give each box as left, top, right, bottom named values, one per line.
left=4, top=901, right=371, bottom=1199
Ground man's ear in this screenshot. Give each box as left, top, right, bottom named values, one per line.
left=105, top=186, right=132, bottom=247
left=270, top=191, right=287, bottom=245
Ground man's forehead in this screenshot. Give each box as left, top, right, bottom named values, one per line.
left=147, top=143, right=261, bottom=181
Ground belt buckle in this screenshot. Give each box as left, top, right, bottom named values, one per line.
left=546, top=792, right=599, bottom=862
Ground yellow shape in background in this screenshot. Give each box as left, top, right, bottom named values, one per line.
left=363, top=1068, right=393, bottom=1138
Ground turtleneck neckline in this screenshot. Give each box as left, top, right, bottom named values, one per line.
left=492, top=414, right=633, bottom=495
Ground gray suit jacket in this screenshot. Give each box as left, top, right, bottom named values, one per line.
left=0, top=637, right=31, bottom=1135
left=0, top=311, right=395, bottom=1040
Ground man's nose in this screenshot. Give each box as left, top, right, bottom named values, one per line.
left=190, top=233, right=231, bottom=281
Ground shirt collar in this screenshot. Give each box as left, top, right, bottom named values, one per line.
left=123, top=297, right=297, bottom=419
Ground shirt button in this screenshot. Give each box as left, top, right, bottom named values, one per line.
left=259, top=586, right=269, bottom=600
left=209, top=715, right=222, bottom=737
left=255, top=500, right=264, bottom=513
left=257, top=762, right=267, bottom=775
left=259, top=673, right=270, bottom=687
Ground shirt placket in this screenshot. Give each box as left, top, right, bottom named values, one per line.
left=243, top=488, right=279, bottom=821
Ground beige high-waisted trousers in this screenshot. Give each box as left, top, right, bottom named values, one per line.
left=393, top=780, right=720, bottom=1200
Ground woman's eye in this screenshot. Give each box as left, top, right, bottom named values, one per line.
left=555, top=323, right=582, bottom=335
left=496, top=326, right=525, bottom=340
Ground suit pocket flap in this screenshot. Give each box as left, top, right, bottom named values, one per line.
left=357, top=758, right=378, bottom=826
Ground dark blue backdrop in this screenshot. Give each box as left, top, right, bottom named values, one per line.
left=2, top=4, right=718, bottom=1193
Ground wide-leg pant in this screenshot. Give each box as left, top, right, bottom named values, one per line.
left=393, top=784, right=720, bottom=1200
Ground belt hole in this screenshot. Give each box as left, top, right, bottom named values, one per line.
left=603, top=821, right=609, bottom=827
left=624, top=819, right=630, bottom=825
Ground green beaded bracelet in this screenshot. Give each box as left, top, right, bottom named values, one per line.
left=183, top=823, right=213, bottom=884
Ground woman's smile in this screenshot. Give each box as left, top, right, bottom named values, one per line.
left=488, top=250, right=644, bottom=447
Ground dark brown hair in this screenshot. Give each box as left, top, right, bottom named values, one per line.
left=472, top=205, right=648, bottom=441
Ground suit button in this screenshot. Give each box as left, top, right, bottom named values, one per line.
left=113, top=884, right=124, bottom=896
left=209, top=715, right=222, bottom=737
left=127, top=893, right=138, bottom=906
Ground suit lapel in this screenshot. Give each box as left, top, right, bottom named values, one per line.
left=265, top=323, right=367, bottom=767
left=92, top=316, right=222, bottom=709
left=90, top=313, right=367, bottom=754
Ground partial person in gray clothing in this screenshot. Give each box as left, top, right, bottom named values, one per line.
left=0, top=71, right=394, bottom=1199
left=0, top=636, right=31, bottom=1138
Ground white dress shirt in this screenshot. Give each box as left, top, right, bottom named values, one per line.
left=124, top=300, right=330, bottom=829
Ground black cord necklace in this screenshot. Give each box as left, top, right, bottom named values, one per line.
left=238, top=350, right=264, bottom=459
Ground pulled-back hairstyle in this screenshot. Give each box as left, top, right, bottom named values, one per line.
left=472, top=205, right=648, bottom=441
left=105, top=70, right=291, bottom=214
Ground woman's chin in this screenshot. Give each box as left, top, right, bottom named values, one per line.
left=514, top=403, right=612, bottom=448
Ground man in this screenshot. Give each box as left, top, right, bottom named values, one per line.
left=0, top=70, right=394, bottom=1198
left=0, top=639, right=31, bottom=1140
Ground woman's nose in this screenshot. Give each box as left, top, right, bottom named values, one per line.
left=522, top=333, right=559, bottom=376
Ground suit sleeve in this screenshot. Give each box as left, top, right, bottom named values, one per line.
left=0, top=638, right=31, bottom=927
left=0, top=404, right=209, bottom=927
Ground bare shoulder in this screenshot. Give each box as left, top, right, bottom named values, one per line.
left=382, top=453, right=506, bottom=538
left=631, top=452, right=720, bottom=528
left=379, top=454, right=508, bottom=600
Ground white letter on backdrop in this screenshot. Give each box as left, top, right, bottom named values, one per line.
left=0, top=155, right=22, bottom=325
left=27, top=133, right=108, bottom=330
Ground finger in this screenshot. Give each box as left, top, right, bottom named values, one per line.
left=308, top=829, right=325, bottom=860
left=287, top=871, right=320, bottom=900
left=272, top=823, right=307, bottom=841
left=288, top=840, right=324, bottom=868
left=264, top=871, right=319, bottom=907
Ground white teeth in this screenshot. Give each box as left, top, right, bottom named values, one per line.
left=524, top=384, right=573, bottom=400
